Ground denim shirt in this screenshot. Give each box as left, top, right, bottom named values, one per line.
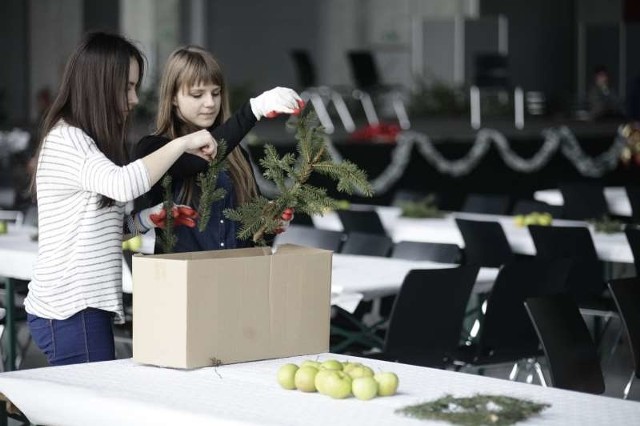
left=173, top=170, right=240, bottom=253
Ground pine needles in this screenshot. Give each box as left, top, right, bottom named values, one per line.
left=224, top=109, right=374, bottom=245
left=197, top=140, right=228, bottom=231
left=158, top=174, right=177, bottom=254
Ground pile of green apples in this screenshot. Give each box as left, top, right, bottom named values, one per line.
left=513, top=212, right=552, bottom=227
left=277, top=359, right=399, bottom=400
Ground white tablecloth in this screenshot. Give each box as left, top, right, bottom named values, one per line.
left=534, top=187, right=632, bottom=217
left=332, top=254, right=498, bottom=298
left=0, top=354, right=638, bottom=426
left=314, top=208, right=634, bottom=264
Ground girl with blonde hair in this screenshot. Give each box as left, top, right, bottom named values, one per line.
left=135, top=46, right=302, bottom=252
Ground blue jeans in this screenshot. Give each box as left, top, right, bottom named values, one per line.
left=27, top=308, right=115, bottom=366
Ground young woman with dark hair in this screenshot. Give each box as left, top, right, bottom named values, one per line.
left=26, top=32, right=217, bottom=366
left=136, top=46, right=302, bottom=252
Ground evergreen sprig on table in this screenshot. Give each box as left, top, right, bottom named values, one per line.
left=395, top=394, right=550, bottom=426
left=197, top=140, right=228, bottom=231
left=158, top=174, right=177, bottom=253
left=224, top=109, right=374, bottom=245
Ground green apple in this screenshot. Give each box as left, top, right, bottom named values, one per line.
left=352, top=376, right=378, bottom=401
left=294, top=366, right=319, bottom=392
left=320, top=359, right=343, bottom=371
left=301, top=360, right=322, bottom=369
left=538, top=213, right=552, bottom=226
left=128, top=235, right=143, bottom=251
left=342, top=362, right=362, bottom=374
left=323, top=371, right=352, bottom=399
left=314, top=368, right=335, bottom=394
left=277, top=363, right=299, bottom=390
left=513, top=215, right=525, bottom=227
left=374, top=372, right=399, bottom=396
left=347, top=365, right=374, bottom=379
left=0, top=220, right=7, bottom=235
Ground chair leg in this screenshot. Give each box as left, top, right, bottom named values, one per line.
left=508, top=361, right=520, bottom=381
left=329, top=91, right=356, bottom=132
left=470, top=86, right=481, bottom=129
left=391, top=94, right=411, bottom=129
left=353, top=90, right=379, bottom=125
left=623, top=371, right=636, bottom=400
left=534, top=361, right=548, bottom=387
left=514, top=87, right=524, bottom=129
left=304, top=90, right=335, bottom=134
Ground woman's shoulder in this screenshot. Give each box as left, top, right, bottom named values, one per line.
left=46, top=120, right=95, bottom=152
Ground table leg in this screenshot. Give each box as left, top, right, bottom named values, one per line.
left=4, top=279, right=16, bottom=371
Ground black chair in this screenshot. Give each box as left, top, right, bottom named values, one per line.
left=291, top=49, right=317, bottom=89
left=511, top=199, right=563, bottom=218
left=461, top=193, right=510, bottom=215
left=525, top=294, right=605, bottom=394
left=453, top=258, right=571, bottom=381
left=608, top=277, right=640, bottom=399
left=346, top=50, right=410, bottom=129
left=528, top=225, right=608, bottom=303
left=625, top=186, right=640, bottom=223
left=455, top=219, right=514, bottom=267
left=391, top=241, right=463, bottom=264
left=365, top=266, right=480, bottom=368
left=273, top=225, right=344, bottom=252
left=469, top=53, right=525, bottom=129
left=624, top=227, right=640, bottom=274
left=559, top=182, right=608, bottom=221
left=337, top=209, right=386, bottom=235
left=340, top=232, right=393, bottom=257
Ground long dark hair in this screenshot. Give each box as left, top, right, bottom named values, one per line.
left=31, top=31, right=145, bottom=207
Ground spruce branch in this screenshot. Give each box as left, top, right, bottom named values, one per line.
left=224, top=108, right=374, bottom=246
left=159, top=174, right=177, bottom=253
left=197, top=140, right=228, bottom=231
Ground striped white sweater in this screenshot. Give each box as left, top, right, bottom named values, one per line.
left=25, top=121, right=151, bottom=323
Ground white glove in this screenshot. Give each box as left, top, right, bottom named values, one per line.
left=249, top=87, right=304, bottom=120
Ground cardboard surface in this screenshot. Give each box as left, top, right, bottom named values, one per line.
left=132, top=245, right=331, bottom=368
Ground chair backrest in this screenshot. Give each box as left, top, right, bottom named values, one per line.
left=455, top=218, right=514, bottom=267
left=608, top=277, right=640, bottom=378
left=291, top=49, right=316, bottom=88
left=384, top=266, right=480, bottom=367
left=461, top=193, right=510, bottom=215
left=511, top=199, right=563, bottom=218
left=478, top=258, right=571, bottom=356
left=347, top=50, right=380, bottom=89
left=528, top=225, right=604, bottom=298
left=340, top=232, right=393, bottom=257
left=525, top=294, right=605, bottom=394
left=474, top=53, right=509, bottom=88
left=336, top=209, right=386, bottom=235
left=273, top=225, right=344, bottom=252
left=625, top=186, right=640, bottom=223
left=391, top=241, right=463, bottom=264
left=624, top=227, right=640, bottom=274
left=559, top=182, right=608, bottom=220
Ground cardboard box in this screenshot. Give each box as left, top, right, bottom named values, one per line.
left=132, top=244, right=332, bottom=369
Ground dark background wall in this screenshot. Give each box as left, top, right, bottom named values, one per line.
left=481, top=0, right=577, bottom=111
left=206, top=0, right=320, bottom=93
left=0, top=0, right=29, bottom=126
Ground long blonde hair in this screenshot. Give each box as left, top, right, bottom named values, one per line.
left=155, top=46, right=257, bottom=206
